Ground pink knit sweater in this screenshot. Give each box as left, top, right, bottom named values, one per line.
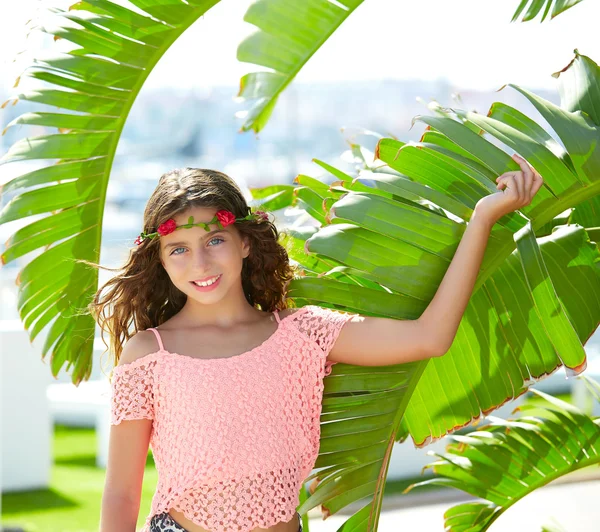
left=109, top=304, right=356, bottom=532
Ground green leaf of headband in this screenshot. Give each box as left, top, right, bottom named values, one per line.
left=135, top=209, right=269, bottom=246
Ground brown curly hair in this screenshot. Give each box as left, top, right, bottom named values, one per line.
left=78, top=168, right=298, bottom=371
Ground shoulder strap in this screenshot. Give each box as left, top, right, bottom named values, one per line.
left=147, top=327, right=165, bottom=352
left=273, top=309, right=281, bottom=324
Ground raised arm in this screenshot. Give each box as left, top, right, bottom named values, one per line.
left=328, top=154, right=544, bottom=367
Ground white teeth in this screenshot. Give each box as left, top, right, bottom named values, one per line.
left=193, top=275, right=220, bottom=287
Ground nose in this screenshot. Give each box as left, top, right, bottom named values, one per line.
left=191, top=247, right=212, bottom=272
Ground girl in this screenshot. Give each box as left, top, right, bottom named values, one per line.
left=98, top=161, right=542, bottom=532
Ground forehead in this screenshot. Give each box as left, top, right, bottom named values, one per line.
left=160, top=206, right=234, bottom=248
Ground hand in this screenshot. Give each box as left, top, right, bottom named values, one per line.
left=473, top=153, right=545, bottom=228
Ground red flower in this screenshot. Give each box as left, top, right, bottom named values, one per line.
left=157, top=218, right=177, bottom=236
left=216, top=210, right=236, bottom=227
left=134, top=235, right=144, bottom=246
left=255, top=210, right=269, bottom=221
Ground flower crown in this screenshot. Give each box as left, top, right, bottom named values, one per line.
left=134, top=209, right=269, bottom=245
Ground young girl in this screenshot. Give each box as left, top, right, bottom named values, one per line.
left=98, top=162, right=542, bottom=532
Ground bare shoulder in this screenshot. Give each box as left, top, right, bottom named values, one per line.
left=118, top=329, right=162, bottom=367
left=279, top=307, right=306, bottom=320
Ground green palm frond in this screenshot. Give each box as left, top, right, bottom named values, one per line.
left=235, top=0, right=365, bottom=134
left=289, top=222, right=598, bottom=530
left=267, top=51, right=600, bottom=529
left=512, top=0, right=586, bottom=22
left=0, top=0, right=225, bottom=384
left=306, top=52, right=600, bottom=447
left=405, top=380, right=600, bottom=531
left=1, top=4, right=599, bottom=532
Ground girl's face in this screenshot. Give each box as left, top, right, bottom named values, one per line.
left=158, top=206, right=250, bottom=304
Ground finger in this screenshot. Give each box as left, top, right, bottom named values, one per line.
left=531, top=169, right=544, bottom=196
left=512, top=153, right=534, bottom=185
left=513, top=154, right=537, bottom=201
left=520, top=160, right=534, bottom=197
left=515, top=171, right=526, bottom=198
left=526, top=170, right=535, bottom=197
left=502, top=175, right=521, bottom=201
left=496, top=171, right=516, bottom=184
left=496, top=174, right=513, bottom=190
left=503, top=170, right=525, bottom=198
left=524, top=169, right=539, bottom=200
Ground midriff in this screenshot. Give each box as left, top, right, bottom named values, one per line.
left=168, top=508, right=301, bottom=532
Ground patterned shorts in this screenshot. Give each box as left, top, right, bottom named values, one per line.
left=149, top=511, right=303, bottom=531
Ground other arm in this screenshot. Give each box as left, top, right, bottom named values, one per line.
left=100, top=332, right=156, bottom=532
left=329, top=215, right=492, bottom=366
left=329, top=154, right=544, bottom=366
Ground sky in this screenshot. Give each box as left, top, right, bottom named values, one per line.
left=0, top=0, right=598, bottom=93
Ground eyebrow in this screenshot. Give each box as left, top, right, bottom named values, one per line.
left=164, top=229, right=228, bottom=249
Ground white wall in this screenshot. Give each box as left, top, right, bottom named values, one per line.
left=1, top=321, right=53, bottom=491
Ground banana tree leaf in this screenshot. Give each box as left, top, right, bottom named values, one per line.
left=281, top=228, right=332, bottom=276
left=501, top=83, right=600, bottom=183
left=319, top=152, right=467, bottom=219
left=418, top=99, right=489, bottom=137
left=236, top=0, right=364, bottom=133
left=249, top=183, right=294, bottom=200
left=249, top=185, right=295, bottom=212
left=570, top=194, right=600, bottom=228
left=248, top=175, right=343, bottom=215
left=514, top=222, right=588, bottom=376
left=294, top=186, right=327, bottom=224
left=555, top=49, right=600, bottom=126
left=2, top=8, right=599, bottom=532
left=406, top=387, right=600, bottom=531
left=511, top=0, right=585, bottom=22
left=587, top=227, right=600, bottom=243
left=419, top=129, right=486, bottom=165
left=293, top=173, right=335, bottom=196
left=486, top=101, right=576, bottom=174
left=348, top=142, right=382, bottom=171
left=289, top=51, right=600, bottom=452
left=534, top=209, right=572, bottom=237
left=286, top=221, right=599, bottom=526
left=0, top=0, right=223, bottom=384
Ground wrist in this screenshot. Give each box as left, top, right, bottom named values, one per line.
left=469, top=211, right=495, bottom=232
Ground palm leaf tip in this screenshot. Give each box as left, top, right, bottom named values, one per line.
left=511, top=0, right=586, bottom=23
left=235, top=0, right=365, bottom=133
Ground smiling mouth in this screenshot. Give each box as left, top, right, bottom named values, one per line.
left=190, top=274, right=221, bottom=287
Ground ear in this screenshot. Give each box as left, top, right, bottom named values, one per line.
left=242, top=235, right=251, bottom=259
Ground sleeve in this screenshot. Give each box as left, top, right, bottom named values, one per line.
left=295, top=305, right=358, bottom=480
left=109, top=357, right=156, bottom=425
left=298, top=304, right=358, bottom=376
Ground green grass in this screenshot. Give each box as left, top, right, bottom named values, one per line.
left=1, top=425, right=157, bottom=532
left=2, top=423, right=443, bottom=531
left=0, top=391, right=584, bottom=531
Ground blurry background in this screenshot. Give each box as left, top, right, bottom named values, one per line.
left=2, top=0, right=598, bottom=323
left=1, top=1, right=600, bottom=531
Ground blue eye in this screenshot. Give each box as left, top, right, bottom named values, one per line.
left=170, top=237, right=224, bottom=255
left=208, top=237, right=225, bottom=246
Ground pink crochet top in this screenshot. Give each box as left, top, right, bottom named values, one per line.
left=109, top=304, right=356, bottom=532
